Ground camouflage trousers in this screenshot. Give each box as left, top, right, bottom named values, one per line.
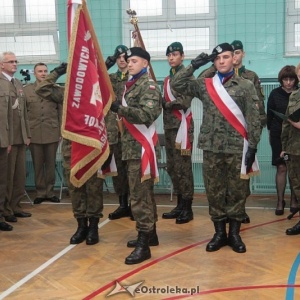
left=202, top=151, right=249, bottom=222
left=110, top=141, right=129, bottom=196
left=62, top=139, right=103, bottom=219
left=127, top=159, right=158, bottom=232
left=165, top=129, right=194, bottom=199
left=286, top=155, right=300, bottom=207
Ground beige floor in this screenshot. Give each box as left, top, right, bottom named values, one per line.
left=1, top=191, right=299, bottom=300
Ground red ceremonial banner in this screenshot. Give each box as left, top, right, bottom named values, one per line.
left=63, top=0, right=113, bottom=187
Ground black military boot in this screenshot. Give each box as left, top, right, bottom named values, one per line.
left=176, top=197, right=193, bottom=224
left=241, top=212, right=250, bottom=224
left=162, top=194, right=183, bottom=219
left=228, top=219, right=246, bottom=253
left=286, top=220, right=300, bottom=235
left=206, top=221, right=227, bottom=252
left=125, top=231, right=151, bottom=265
left=127, top=223, right=159, bottom=248
left=108, top=194, right=130, bottom=220
left=70, top=217, right=88, bottom=244
left=86, top=217, right=99, bottom=245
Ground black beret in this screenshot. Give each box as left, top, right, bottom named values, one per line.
left=211, top=43, right=234, bottom=56
left=125, top=47, right=150, bottom=62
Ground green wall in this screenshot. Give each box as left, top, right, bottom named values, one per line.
left=23, top=0, right=297, bottom=195
left=17, top=0, right=300, bottom=82
left=56, top=0, right=299, bottom=81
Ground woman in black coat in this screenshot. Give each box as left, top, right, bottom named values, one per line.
left=267, top=65, right=299, bottom=215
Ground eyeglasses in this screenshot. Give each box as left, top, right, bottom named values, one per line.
left=2, top=60, right=19, bottom=64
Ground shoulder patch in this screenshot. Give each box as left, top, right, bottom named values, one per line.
left=146, top=100, right=155, bottom=108
left=149, top=85, right=155, bottom=90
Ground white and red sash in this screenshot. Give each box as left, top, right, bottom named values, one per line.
left=205, top=74, right=260, bottom=179
left=164, top=76, right=192, bottom=155
left=122, top=87, right=159, bottom=183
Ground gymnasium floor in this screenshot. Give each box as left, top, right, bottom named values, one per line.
left=0, top=191, right=299, bottom=300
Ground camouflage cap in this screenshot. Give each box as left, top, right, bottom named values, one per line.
left=231, top=40, right=244, bottom=51
left=166, top=42, right=184, bottom=55
left=125, top=47, right=150, bottom=62
left=114, top=45, right=129, bottom=57
left=211, top=43, right=234, bottom=56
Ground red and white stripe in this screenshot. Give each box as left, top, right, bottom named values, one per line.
left=121, top=89, right=159, bottom=183
left=205, top=74, right=260, bottom=179
left=164, top=77, right=192, bottom=154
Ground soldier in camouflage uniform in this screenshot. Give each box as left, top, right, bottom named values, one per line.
left=231, top=40, right=266, bottom=128
left=161, top=42, right=194, bottom=224
left=197, top=40, right=266, bottom=225
left=110, top=47, right=162, bottom=265
left=199, top=41, right=266, bottom=128
left=171, top=43, right=261, bottom=253
left=105, top=45, right=130, bottom=220
left=35, top=64, right=104, bottom=246
left=282, top=83, right=300, bottom=235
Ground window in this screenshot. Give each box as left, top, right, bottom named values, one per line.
left=0, top=0, right=59, bottom=64
left=122, top=0, right=216, bottom=59
left=286, top=0, right=300, bottom=56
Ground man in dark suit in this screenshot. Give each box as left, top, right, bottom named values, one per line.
left=0, top=51, right=32, bottom=224
left=24, top=63, right=61, bottom=204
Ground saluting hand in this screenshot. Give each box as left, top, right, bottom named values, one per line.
left=191, top=53, right=216, bottom=70
left=105, top=55, right=117, bottom=70
left=51, top=63, right=68, bottom=76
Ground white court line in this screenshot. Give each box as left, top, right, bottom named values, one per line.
left=0, top=218, right=111, bottom=299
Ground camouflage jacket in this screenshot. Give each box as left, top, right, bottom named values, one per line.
left=105, top=71, right=128, bottom=145
left=171, top=65, right=261, bottom=153
left=118, top=73, right=162, bottom=160
left=281, top=89, right=300, bottom=155
left=198, top=64, right=266, bottom=127
left=163, top=66, right=194, bottom=141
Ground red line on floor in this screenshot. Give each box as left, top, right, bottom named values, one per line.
left=162, top=284, right=300, bottom=299
left=83, top=216, right=296, bottom=299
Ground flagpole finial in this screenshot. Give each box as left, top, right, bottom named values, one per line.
left=127, top=8, right=138, bottom=25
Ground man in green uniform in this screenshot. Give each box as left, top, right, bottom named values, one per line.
left=110, top=47, right=162, bottom=264
left=35, top=64, right=104, bottom=246
left=105, top=45, right=131, bottom=220
left=0, top=53, right=13, bottom=230
left=161, top=42, right=194, bottom=224
left=24, top=63, right=61, bottom=204
left=1, top=51, right=32, bottom=224
left=171, top=43, right=261, bottom=253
